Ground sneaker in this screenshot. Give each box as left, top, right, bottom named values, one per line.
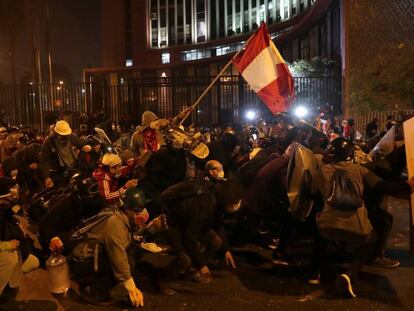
left=335, top=274, right=356, bottom=298
left=372, top=257, right=400, bottom=268
left=140, top=241, right=163, bottom=253
left=81, top=286, right=115, bottom=306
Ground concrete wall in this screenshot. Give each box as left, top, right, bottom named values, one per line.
left=101, top=0, right=125, bottom=67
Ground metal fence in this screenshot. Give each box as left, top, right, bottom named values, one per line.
left=0, top=76, right=342, bottom=131
left=350, top=110, right=414, bottom=135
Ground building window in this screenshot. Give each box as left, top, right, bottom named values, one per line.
left=196, top=0, right=206, bottom=42
left=181, top=49, right=211, bottom=62
left=161, top=52, right=171, bottom=64
left=126, top=59, right=133, bottom=67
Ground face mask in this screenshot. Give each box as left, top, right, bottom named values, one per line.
left=217, top=170, right=225, bottom=179
left=56, top=135, right=68, bottom=144
left=134, top=208, right=149, bottom=225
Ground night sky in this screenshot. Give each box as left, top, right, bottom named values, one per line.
left=0, top=0, right=101, bottom=84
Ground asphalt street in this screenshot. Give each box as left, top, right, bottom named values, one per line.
left=2, top=197, right=414, bottom=311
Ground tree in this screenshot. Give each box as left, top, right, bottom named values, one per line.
left=349, top=45, right=414, bottom=114
left=288, top=57, right=341, bottom=114
left=289, top=57, right=336, bottom=77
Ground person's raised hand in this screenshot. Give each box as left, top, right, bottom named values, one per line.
left=125, top=179, right=138, bottom=189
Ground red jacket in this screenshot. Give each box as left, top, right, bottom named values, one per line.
left=92, top=160, right=135, bottom=205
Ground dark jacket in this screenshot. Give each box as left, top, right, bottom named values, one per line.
left=0, top=207, right=33, bottom=260
left=162, top=179, right=229, bottom=267
left=14, top=143, right=49, bottom=191
left=76, top=150, right=101, bottom=176
left=41, top=134, right=84, bottom=174
left=38, top=192, right=106, bottom=248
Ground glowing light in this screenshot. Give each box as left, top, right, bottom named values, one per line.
left=294, top=106, right=308, bottom=118
left=245, top=110, right=256, bottom=121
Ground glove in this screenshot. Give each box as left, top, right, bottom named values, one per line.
left=123, top=277, right=144, bottom=307
left=45, top=177, right=54, bottom=188
left=49, top=236, right=63, bottom=253
left=0, top=240, right=20, bottom=251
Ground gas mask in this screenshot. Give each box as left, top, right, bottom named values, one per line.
left=134, top=208, right=150, bottom=225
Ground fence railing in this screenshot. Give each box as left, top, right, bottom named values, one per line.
left=0, top=76, right=342, bottom=131
left=350, top=110, right=414, bottom=136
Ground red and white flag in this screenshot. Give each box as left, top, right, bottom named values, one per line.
left=232, top=23, right=295, bottom=115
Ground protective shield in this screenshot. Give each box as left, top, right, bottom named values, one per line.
left=287, top=145, right=319, bottom=221
left=369, top=125, right=395, bottom=158
left=190, top=142, right=209, bottom=159
left=168, top=127, right=209, bottom=159
left=94, top=127, right=112, bottom=144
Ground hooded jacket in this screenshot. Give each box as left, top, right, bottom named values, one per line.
left=71, top=209, right=134, bottom=282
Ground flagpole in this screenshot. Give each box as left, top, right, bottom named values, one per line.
left=179, top=33, right=256, bottom=126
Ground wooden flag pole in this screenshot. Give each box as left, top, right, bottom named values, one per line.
left=179, top=34, right=256, bottom=126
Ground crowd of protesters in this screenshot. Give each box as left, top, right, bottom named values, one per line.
left=0, top=107, right=413, bottom=307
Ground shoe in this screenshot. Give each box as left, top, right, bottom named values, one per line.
left=335, top=274, right=356, bottom=298
left=372, top=256, right=400, bottom=268
left=156, top=280, right=177, bottom=296
left=0, top=286, right=18, bottom=304
left=192, top=271, right=211, bottom=284
left=81, top=286, right=115, bottom=306
left=140, top=241, right=163, bottom=253
left=307, top=273, right=320, bottom=286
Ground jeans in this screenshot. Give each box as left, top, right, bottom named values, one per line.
left=311, top=230, right=377, bottom=280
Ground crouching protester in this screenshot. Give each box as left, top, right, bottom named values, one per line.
left=38, top=175, right=107, bottom=255
left=157, top=176, right=243, bottom=295
left=93, top=153, right=138, bottom=206
left=68, top=188, right=151, bottom=307
left=0, top=178, right=39, bottom=300
left=310, top=137, right=414, bottom=298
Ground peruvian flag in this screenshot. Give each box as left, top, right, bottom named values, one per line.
left=233, top=23, right=295, bottom=115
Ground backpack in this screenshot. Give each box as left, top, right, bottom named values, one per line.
left=70, top=209, right=115, bottom=242
left=327, top=169, right=363, bottom=211
left=28, top=186, right=71, bottom=222
left=68, top=209, right=115, bottom=271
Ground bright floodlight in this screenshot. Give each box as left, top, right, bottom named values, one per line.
left=294, top=106, right=308, bottom=118
left=246, top=110, right=256, bottom=121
